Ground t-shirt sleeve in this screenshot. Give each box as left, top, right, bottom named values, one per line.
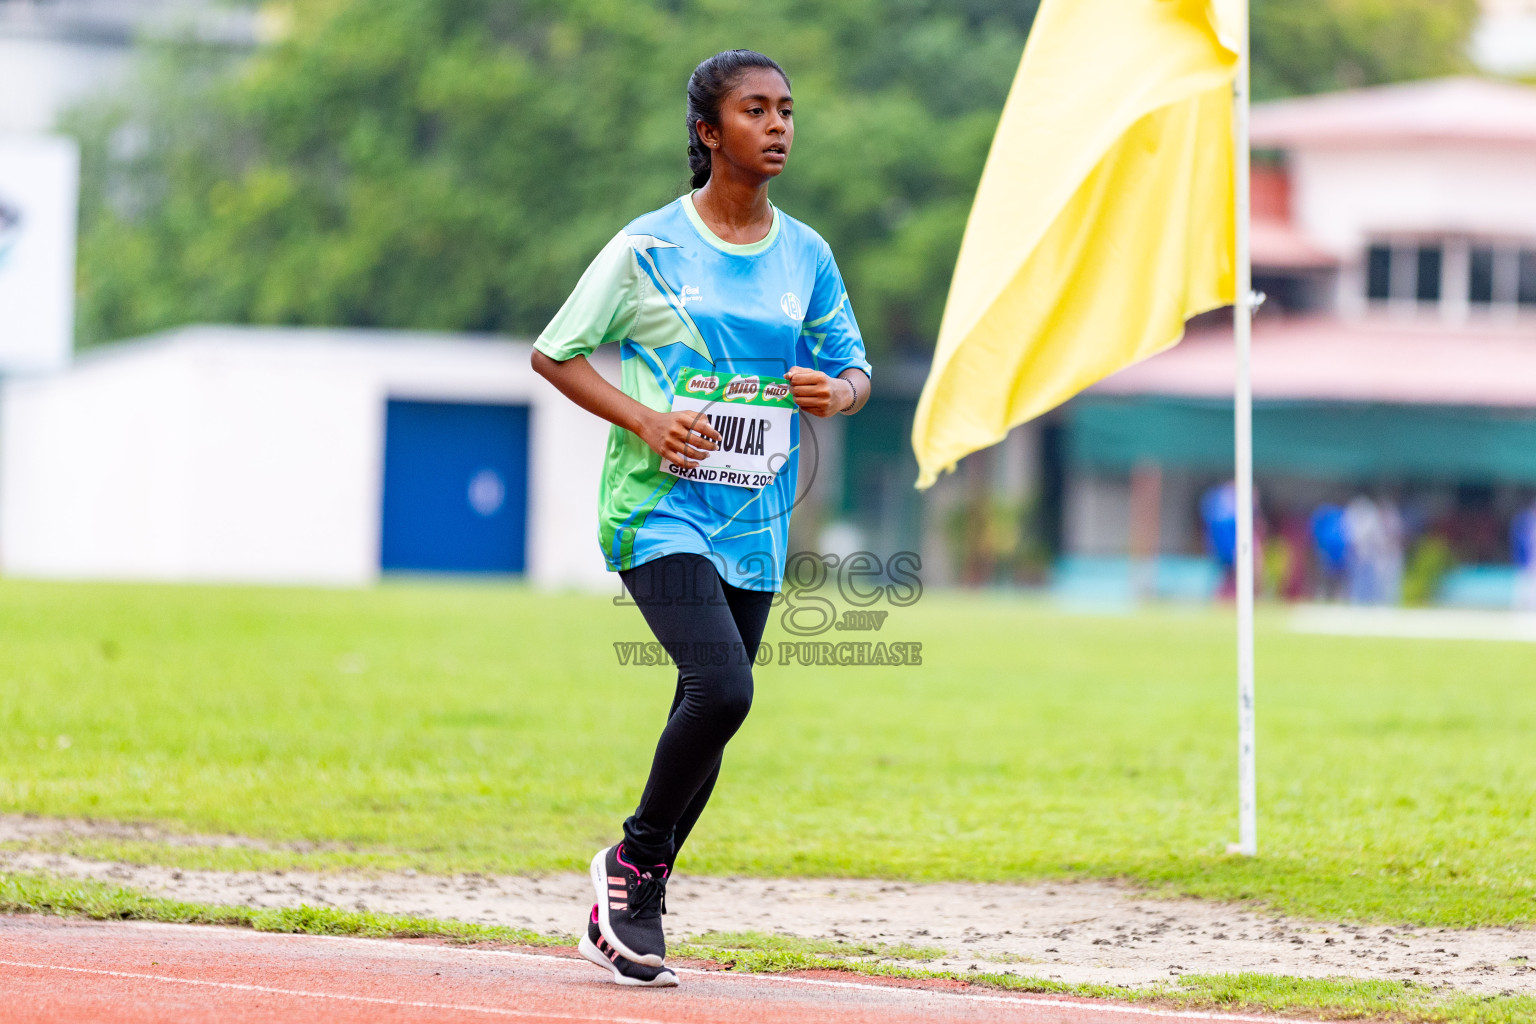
left=798, top=245, right=872, bottom=379
left=533, top=231, right=642, bottom=361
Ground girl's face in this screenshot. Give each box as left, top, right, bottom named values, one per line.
left=700, top=68, right=794, bottom=181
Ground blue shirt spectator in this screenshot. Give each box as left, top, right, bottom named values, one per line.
left=1201, top=482, right=1238, bottom=568
left=1311, top=504, right=1347, bottom=574
left=1513, top=506, right=1536, bottom=569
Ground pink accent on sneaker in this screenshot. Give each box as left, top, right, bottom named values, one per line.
left=589, top=905, right=599, bottom=924
left=616, top=843, right=670, bottom=880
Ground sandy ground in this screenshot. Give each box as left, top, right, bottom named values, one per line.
left=3, top=815, right=1532, bottom=996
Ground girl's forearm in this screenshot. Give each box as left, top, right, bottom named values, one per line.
left=531, top=350, right=655, bottom=435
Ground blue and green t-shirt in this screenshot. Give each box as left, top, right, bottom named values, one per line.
left=534, top=193, right=870, bottom=592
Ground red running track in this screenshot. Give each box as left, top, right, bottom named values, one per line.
left=0, top=915, right=1321, bottom=1024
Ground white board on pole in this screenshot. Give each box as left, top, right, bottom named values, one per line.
left=0, top=135, right=79, bottom=374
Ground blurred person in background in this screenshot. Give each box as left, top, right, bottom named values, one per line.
left=1270, top=513, right=1314, bottom=601
left=1379, top=497, right=1406, bottom=604
left=1310, top=503, right=1348, bottom=601
left=531, top=49, right=872, bottom=986
left=1343, top=496, right=1405, bottom=605
left=1343, top=497, right=1382, bottom=604
left=1513, top=501, right=1536, bottom=611
left=1201, top=481, right=1238, bottom=599
left=1200, top=481, right=1265, bottom=600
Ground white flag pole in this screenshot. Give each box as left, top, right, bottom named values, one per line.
left=1232, top=0, right=1258, bottom=857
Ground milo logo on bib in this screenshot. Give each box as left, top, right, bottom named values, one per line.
left=724, top=376, right=760, bottom=402
left=667, top=368, right=796, bottom=491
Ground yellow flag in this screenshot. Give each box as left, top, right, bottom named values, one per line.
left=912, top=0, right=1241, bottom=489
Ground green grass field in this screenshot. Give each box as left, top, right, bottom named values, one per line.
left=2, top=578, right=1533, bottom=928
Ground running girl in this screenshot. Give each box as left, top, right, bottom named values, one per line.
left=531, top=49, right=871, bottom=987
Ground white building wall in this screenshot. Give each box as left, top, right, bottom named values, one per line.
left=178, top=340, right=382, bottom=584
left=0, top=326, right=615, bottom=589
left=2, top=342, right=197, bottom=578
left=1289, top=144, right=1536, bottom=256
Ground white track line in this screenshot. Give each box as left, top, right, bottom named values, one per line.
left=43, top=922, right=1327, bottom=1024
left=0, top=959, right=670, bottom=1024
left=672, top=969, right=1322, bottom=1023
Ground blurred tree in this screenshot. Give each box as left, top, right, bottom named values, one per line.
left=71, top=0, right=1036, bottom=356
left=70, top=0, right=1476, bottom=353
left=1252, top=0, right=1479, bottom=100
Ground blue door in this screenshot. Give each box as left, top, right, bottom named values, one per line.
left=380, top=400, right=529, bottom=573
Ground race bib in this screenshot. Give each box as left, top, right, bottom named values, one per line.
left=665, top=368, right=796, bottom=490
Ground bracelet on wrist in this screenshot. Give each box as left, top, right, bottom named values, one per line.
left=840, top=375, right=859, bottom=414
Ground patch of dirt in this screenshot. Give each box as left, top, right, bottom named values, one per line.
left=0, top=813, right=347, bottom=852
left=3, top=815, right=1532, bottom=995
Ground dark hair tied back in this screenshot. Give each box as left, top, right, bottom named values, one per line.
left=686, top=49, right=789, bottom=190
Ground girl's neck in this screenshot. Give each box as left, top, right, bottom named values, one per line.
left=693, top=174, right=772, bottom=245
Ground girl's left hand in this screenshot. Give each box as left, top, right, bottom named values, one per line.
left=785, top=366, right=852, bottom=418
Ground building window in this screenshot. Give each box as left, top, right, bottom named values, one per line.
left=1470, top=246, right=1496, bottom=305
left=1369, top=239, right=1536, bottom=312
left=1364, top=242, right=1442, bottom=303
left=1521, top=250, right=1536, bottom=307
left=1366, top=245, right=1392, bottom=300
left=1415, top=245, right=1442, bottom=302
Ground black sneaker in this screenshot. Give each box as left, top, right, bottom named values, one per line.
left=589, top=843, right=669, bottom=967
left=578, top=904, right=678, bottom=987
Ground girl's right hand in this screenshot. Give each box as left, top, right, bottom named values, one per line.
left=640, top=410, right=722, bottom=469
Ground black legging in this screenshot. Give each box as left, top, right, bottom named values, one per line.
left=618, top=552, right=775, bottom=868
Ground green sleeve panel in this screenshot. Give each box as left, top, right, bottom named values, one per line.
left=533, top=231, right=642, bottom=361
left=597, top=352, right=677, bottom=569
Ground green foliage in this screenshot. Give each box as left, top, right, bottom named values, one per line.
left=1252, top=0, right=1480, bottom=100
left=1403, top=535, right=1456, bottom=607
left=70, top=0, right=1036, bottom=354
left=943, top=493, right=1048, bottom=585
